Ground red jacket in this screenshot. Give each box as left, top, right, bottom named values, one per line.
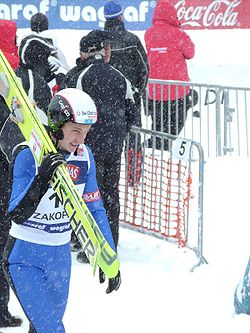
left=0, top=20, right=19, bottom=69
left=145, top=1, right=195, bottom=101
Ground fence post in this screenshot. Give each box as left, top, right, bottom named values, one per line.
left=222, top=89, right=235, bottom=155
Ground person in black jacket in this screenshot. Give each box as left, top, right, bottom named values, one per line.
left=16, top=34, right=52, bottom=117
left=104, top=1, right=148, bottom=106
left=18, top=32, right=67, bottom=94
left=0, top=22, right=22, bottom=328
left=0, top=35, right=52, bottom=168
left=103, top=0, right=149, bottom=185
left=64, top=31, right=137, bottom=260
left=29, top=12, right=69, bottom=93
left=0, top=97, right=23, bottom=328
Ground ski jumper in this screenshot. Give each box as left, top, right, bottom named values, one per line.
left=4, top=143, right=115, bottom=333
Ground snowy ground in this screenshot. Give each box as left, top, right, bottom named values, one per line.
left=2, top=27, right=250, bottom=332
left=5, top=214, right=250, bottom=333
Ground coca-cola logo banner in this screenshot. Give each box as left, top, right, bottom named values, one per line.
left=0, top=0, right=249, bottom=30
left=172, top=0, right=250, bottom=29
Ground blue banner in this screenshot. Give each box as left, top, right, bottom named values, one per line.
left=0, top=0, right=156, bottom=30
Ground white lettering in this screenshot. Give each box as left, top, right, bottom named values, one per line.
left=191, top=6, right=204, bottom=21
left=139, top=1, right=148, bottom=22
left=223, top=2, right=238, bottom=26
left=0, top=0, right=50, bottom=20
left=176, top=0, right=241, bottom=28
left=0, top=1, right=168, bottom=28
left=11, top=4, right=22, bottom=20
left=124, top=6, right=138, bottom=23
left=40, top=0, right=49, bottom=16
left=0, top=4, right=10, bottom=20
left=60, top=5, right=80, bottom=22
left=97, top=6, right=105, bottom=28
left=81, top=5, right=97, bottom=22
left=139, top=1, right=149, bottom=22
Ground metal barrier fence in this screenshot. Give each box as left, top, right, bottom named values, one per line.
left=143, top=79, right=250, bottom=159
left=119, top=126, right=207, bottom=269
left=119, top=79, right=249, bottom=266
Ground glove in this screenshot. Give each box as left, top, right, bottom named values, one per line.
left=99, top=268, right=121, bottom=294
left=39, top=152, right=65, bottom=184
left=48, top=56, right=68, bottom=75
left=7, top=151, right=65, bottom=224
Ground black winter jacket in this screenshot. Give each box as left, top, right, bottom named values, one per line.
left=0, top=66, right=51, bottom=219
left=15, top=65, right=52, bottom=113
left=104, top=19, right=149, bottom=96
left=61, top=57, right=85, bottom=90
left=0, top=66, right=51, bottom=167
left=0, top=98, right=15, bottom=228
left=65, top=55, right=138, bottom=158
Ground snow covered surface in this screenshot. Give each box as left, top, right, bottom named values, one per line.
left=3, top=27, right=250, bottom=332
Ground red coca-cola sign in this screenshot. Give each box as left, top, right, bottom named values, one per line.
left=167, top=0, right=250, bottom=29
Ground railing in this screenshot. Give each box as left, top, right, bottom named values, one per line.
left=119, top=79, right=250, bottom=268
left=143, top=79, right=250, bottom=159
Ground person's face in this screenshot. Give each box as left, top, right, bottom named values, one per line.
left=103, top=44, right=111, bottom=63
left=79, top=50, right=87, bottom=60
left=58, top=122, right=91, bottom=153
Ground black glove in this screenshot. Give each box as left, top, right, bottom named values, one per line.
left=8, top=152, right=65, bottom=225
left=39, top=152, right=65, bottom=184
left=99, top=268, right=121, bottom=294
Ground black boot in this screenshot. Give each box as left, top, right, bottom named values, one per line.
left=0, top=312, right=23, bottom=328
left=77, top=251, right=89, bottom=263
left=70, top=232, right=81, bottom=252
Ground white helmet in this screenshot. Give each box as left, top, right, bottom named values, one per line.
left=48, top=88, right=97, bottom=133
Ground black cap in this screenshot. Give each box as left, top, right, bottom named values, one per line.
left=80, top=35, right=103, bottom=53
left=30, top=13, right=49, bottom=33
left=88, top=30, right=110, bottom=44
left=80, top=30, right=109, bottom=53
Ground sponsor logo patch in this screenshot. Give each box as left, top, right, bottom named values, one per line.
left=65, top=164, right=80, bottom=181
left=83, top=190, right=101, bottom=202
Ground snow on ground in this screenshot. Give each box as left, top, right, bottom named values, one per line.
left=2, top=27, right=250, bottom=332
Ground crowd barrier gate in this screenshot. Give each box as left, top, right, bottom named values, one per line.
left=119, top=79, right=250, bottom=267
left=119, top=126, right=207, bottom=269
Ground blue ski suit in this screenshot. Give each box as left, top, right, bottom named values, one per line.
left=3, top=143, right=116, bottom=333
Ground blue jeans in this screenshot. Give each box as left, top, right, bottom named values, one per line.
left=6, top=239, right=71, bottom=332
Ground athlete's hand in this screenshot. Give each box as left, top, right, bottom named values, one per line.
left=99, top=268, right=121, bottom=294
left=39, top=152, right=65, bottom=183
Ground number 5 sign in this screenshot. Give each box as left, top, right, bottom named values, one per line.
left=172, top=138, right=192, bottom=161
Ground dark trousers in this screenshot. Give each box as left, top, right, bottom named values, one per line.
left=0, top=157, right=11, bottom=318
left=94, top=154, right=122, bottom=249
left=148, top=96, right=191, bottom=150
left=128, top=94, right=142, bottom=150
left=0, top=224, right=10, bottom=317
